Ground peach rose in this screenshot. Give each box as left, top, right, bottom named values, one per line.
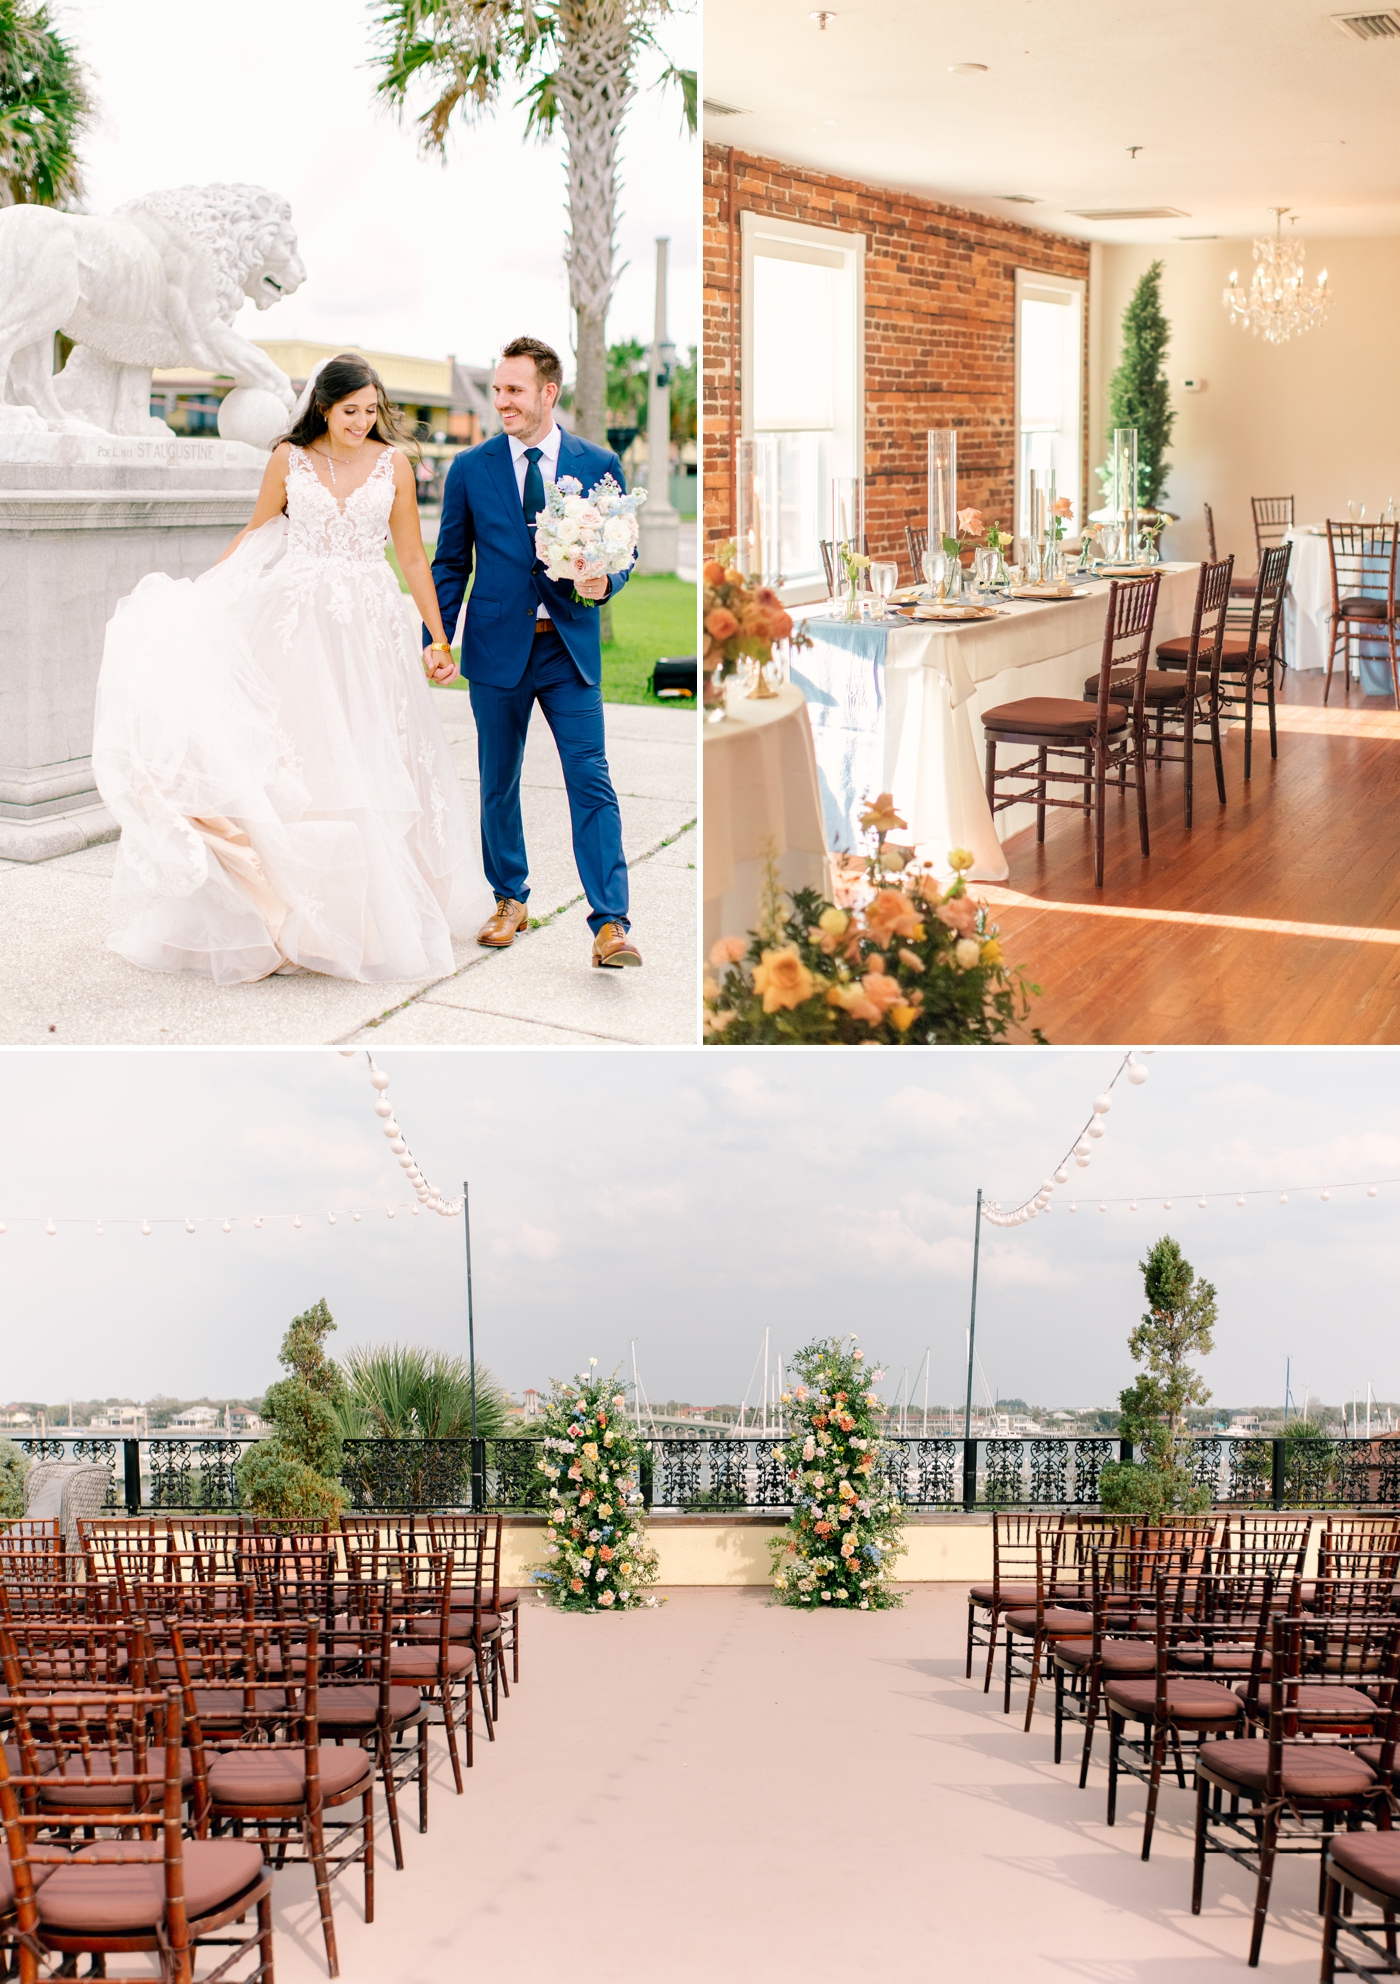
left=936, top=894, right=980, bottom=936
left=957, top=507, right=985, bottom=537
left=703, top=560, right=727, bottom=585
left=752, top=944, right=816, bottom=1013
left=1050, top=497, right=1074, bottom=519
left=860, top=970, right=904, bottom=1016
left=705, top=607, right=738, bottom=641
left=897, top=947, right=925, bottom=974
left=827, top=983, right=882, bottom=1024
left=865, top=890, right=921, bottom=942
left=709, top=936, right=747, bottom=966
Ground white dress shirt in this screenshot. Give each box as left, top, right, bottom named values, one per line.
left=508, top=423, right=561, bottom=618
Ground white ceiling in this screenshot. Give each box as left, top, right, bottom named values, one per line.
left=703, top=0, right=1400, bottom=243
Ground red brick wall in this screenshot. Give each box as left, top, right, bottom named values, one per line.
left=704, top=143, right=1091, bottom=573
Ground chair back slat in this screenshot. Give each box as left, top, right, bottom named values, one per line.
left=1251, top=494, right=1294, bottom=563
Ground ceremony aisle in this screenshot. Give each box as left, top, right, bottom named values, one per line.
left=269, top=1585, right=1328, bottom=1984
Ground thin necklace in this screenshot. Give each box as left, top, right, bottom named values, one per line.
left=314, top=437, right=367, bottom=488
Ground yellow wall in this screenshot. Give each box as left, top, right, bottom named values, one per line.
left=499, top=1517, right=995, bottom=1588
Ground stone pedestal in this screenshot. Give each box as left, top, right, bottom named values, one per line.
left=0, top=437, right=264, bottom=860
left=637, top=496, right=680, bottom=576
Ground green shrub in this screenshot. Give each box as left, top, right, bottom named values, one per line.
left=0, top=1441, right=29, bottom=1519
left=237, top=1298, right=349, bottom=1524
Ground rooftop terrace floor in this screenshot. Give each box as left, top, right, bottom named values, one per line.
left=271, top=1585, right=1327, bottom=1982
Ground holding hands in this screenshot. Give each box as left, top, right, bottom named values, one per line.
left=423, top=640, right=457, bottom=684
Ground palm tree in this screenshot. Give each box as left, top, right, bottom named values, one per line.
left=369, top=0, right=696, bottom=446
left=342, top=1343, right=511, bottom=1441
left=0, top=0, right=92, bottom=208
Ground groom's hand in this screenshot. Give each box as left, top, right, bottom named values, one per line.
left=424, top=649, right=458, bottom=684
left=576, top=575, right=609, bottom=601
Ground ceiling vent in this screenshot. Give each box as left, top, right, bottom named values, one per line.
left=998, top=195, right=1040, bottom=204
left=1331, top=10, right=1400, bottom=38
left=703, top=98, right=749, bottom=116
left=1068, top=207, right=1189, bottom=221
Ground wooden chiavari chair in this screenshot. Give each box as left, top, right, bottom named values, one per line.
left=1193, top=1610, right=1400, bottom=1967
left=167, top=1615, right=374, bottom=1978
left=0, top=1688, right=274, bottom=1984
left=1216, top=540, right=1291, bottom=779
left=1126, top=554, right=1234, bottom=824
left=78, top=1516, right=170, bottom=1588
left=1326, top=520, right=1400, bottom=706
left=380, top=1549, right=479, bottom=1787
left=424, top=1513, right=519, bottom=1691
left=983, top=575, right=1162, bottom=887
left=966, top=1511, right=1064, bottom=1693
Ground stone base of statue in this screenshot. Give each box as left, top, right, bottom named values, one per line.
left=636, top=498, right=680, bottom=577
left=0, top=438, right=264, bottom=861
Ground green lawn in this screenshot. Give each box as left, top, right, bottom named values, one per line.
left=388, top=546, right=696, bottom=709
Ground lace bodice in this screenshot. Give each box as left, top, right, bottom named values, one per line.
left=285, top=443, right=397, bottom=563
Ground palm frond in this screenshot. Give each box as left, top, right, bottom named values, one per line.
left=655, top=59, right=695, bottom=133
left=0, top=0, right=92, bottom=207
left=343, top=1342, right=511, bottom=1441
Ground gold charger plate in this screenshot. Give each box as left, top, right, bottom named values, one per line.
left=912, top=603, right=1002, bottom=622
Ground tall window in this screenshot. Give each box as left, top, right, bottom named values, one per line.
left=742, top=212, right=864, bottom=600
left=1014, top=271, right=1085, bottom=539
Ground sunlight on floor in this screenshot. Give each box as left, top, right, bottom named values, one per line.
left=979, top=886, right=1400, bottom=947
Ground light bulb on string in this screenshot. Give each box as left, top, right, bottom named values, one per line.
left=352, top=1211, right=362, bottom=1223
left=1098, top=1202, right=1107, bottom=1213
left=1129, top=1200, right=1138, bottom=1212
left=293, top=1215, right=302, bottom=1229
left=141, top=1221, right=151, bottom=1237
left=0, top=1224, right=6, bottom=1236
left=1069, top=1201, right=1077, bottom=1212
left=1198, top=1198, right=1207, bottom=1210
left=1075, top=1153, right=1091, bottom=1168
left=94, top=1222, right=103, bottom=1237
left=45, top=1220, right=55, bottom=1237
left=337, top=1049, right=356, bottom=1059
left=1054, top=1167, right=1069, bottom=1185
left=1279, top=1193, right=1288, bottom=1204
left=1093, top=1093, right=1112, bottom=1116
left=386, top=1208, right=395, bottom=1220
left=1074, top=1139, right=1091, bottom=1158
left=253, top=1217, right=263, bottom=1230
left=1164, top=1199, right=1173, bottom=1210
left=185, top=1220, right=195, bottom=1235
left=222, top=1220, right=231, bottom=1234
left=369, top=1066, right=390, bottom=1092
left=1237, top=1195, right=1246, bottom=1207
left=1321, top=1189, right=1330, bottom=1202
left=1127, top=1056, right=1149, bottom=1085
left=411, top=1204, right=422, bottom=1217
left=1368, top=1184, right=1378, bottom=1197
left=1087, top=1120, right=1105, bottom=1140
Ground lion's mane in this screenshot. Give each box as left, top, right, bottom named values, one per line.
left=115, top=183, right=296, bottom=325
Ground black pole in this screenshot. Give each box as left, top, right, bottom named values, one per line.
left=963, top=1187, right=983, bottom=1441
left=464, top=1180, right=484, bottom=1509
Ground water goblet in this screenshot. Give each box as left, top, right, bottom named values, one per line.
left=869, top=558, right=899, bottom=619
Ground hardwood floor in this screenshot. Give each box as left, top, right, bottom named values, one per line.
left=986, top=671, right=1400, bottom=1044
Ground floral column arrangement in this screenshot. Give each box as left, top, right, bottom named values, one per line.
left=770, top=1335, right=905, bottom=1608
left=531, top=1366, right=660, bottom=1611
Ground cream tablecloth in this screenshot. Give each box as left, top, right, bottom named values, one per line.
left=794, top=563, right=1201, bottom=881
left=702, top=682, right=828, bottom=947
left=1283, top=526, right=1393, bottom=693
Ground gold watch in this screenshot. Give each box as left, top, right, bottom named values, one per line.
left=427, top=641, right=452, bottom=653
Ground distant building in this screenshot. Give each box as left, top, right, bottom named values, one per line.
left=88, top=1405, right=147, bottom=1433
left=0, top=1409, right=36, bottom=1430
left=149, top=342, right=500, bottom=505
left=168, top=1406, right=221, bottom=1431
left=227, top=1409, right=268, bottom=1436
left=1229, top=1414, right=1263, bottom=1434
left=522, top=1388, right=541, bottom=1420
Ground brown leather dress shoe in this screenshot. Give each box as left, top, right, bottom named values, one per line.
left=477, top=898, right=529, bottom=948
left=591, top=922, right=642, bottom=968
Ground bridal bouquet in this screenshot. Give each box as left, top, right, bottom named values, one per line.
left=535, top=473, right=646, bottom=606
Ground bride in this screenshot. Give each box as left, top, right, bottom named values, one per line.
left=92, top=353, right=495, bottom=983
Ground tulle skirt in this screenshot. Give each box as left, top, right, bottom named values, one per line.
left=92, top=520, right=494, bottom=984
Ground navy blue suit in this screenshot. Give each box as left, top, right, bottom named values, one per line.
left=430, top=429, right=632, bottom=933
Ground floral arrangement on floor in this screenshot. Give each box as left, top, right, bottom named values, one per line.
left=770, top=1335, right=905, bottom=1609
left=703, top=539, right=813, bottom=679
left=530, top=1363, right=660, bottom=1611
left=703, top=795, right=1044, bottom=1045
left=535, top=473, right=647, bottom=607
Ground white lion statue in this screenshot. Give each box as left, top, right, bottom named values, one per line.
left=0, top=182, right=305, bottom=444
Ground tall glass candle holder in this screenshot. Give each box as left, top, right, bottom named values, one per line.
left=927, top=429, right=958, bottom=564
left=830, top=474, right=865, bottom=613
left=735, top=435, right=783, bottom=586
left=1112, top=429, right=1139, bottom=565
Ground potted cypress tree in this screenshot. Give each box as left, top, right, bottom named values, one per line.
left=1095, top=260, right=1178, bottom=532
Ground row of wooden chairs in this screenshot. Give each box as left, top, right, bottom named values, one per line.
left=969, top=1512, right=1400, bottom=1974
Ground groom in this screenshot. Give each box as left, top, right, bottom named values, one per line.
left=428, top=335, right=641, bottom=968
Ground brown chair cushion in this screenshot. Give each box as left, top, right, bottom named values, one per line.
left=190, top=1685, right=298, bottom=1727
left=1229, top=576, right=1258, bottom=596
left=1197, top=1737, right=1378, bottom=1800
left=496, top=1589, right=521, bottom=1609
left=968, top=1582, right=1038, bottom=1606
left=0, top=1850, right=63, bottom=1913
left=983, top=697, right=1128, bottom=737
left=1328, top=1830, right=1400, bottom=1899
left=1053, top=1637, right=1093, bottom=1668
left=1002, top=1605, right=1094, bottom=1636
left=1242, top=1682, right=1376, bottom=1723
left=387, top=1644, right=475, bottom=1679
left=317, top=1684, right=423, bottom=1729
left=1105, top=1677, right=1244, bottom=1723
left=1083, top=667, right=1187, bottom=702
left=1339, top=594, right=1391, bottom=620
left=39, top=1751, right=193, bottom=1810
left=1102, top=1642, right=1159, bottom=1675
left=38, top=1839, right=266, bottom=1934
left=1354, top=1741, right=1400, bottom=1784
left=408, top=1613, right=501, bottom=1640
left=1173, top=1645, right=1258, bottom=1673
left=207, top=1743, right=372, bottom=1807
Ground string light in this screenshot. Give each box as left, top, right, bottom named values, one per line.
left=982, top=1053, right=1146, bottom=1227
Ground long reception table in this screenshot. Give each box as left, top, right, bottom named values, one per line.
left=793, top=563, right=1202, bottom=881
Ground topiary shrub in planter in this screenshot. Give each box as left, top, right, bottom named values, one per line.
left=237, top=1298, right=349, bottom=1526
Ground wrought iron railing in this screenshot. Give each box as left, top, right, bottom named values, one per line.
left=9, top=1433, right=1400, bottom=1516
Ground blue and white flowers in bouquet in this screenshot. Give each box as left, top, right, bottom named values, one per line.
left=534, top=473, right=647, bottom=607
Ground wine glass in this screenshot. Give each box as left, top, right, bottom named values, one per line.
left=920, top=547, right=947, bottom=598
left=869, top=558, right=898, bottom=619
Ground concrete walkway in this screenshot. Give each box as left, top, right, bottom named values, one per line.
left=266, top=1585, right=1327, bottom=1984
left=0, top=697, right=696, bottom=1046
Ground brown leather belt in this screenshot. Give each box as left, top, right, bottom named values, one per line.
left=534, top=616, right=556, bottom=636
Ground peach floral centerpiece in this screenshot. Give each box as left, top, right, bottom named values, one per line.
left=703, top=538, right=813, bottom=710
left=704, top=793, right=1043, bottom=1046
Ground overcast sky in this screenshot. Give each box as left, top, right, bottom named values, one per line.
left=57, top=0, right=696, bottom=369
left=1, top=1049, right=1396, bottom=1415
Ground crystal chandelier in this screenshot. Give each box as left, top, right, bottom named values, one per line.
left=1222, top=208, right=1331, bottom=344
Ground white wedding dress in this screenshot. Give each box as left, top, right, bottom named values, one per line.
left=93, top=444, right=494, bottom=983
